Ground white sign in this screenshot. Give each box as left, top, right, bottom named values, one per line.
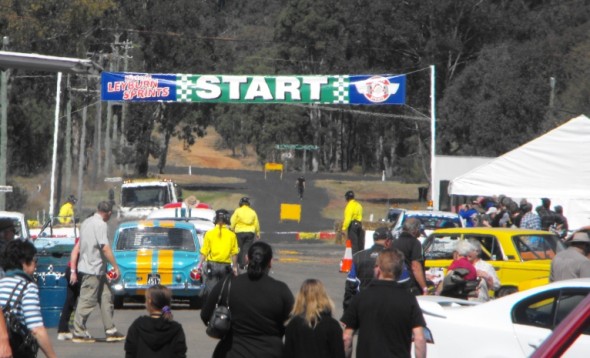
left=0, top=186, right=13, bottom=192
left=104, top=177, right=123, bottom=183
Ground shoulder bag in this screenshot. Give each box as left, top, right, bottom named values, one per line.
left=2, top=279, right=39, bottom=358
left=206, top=276, right=232, bottom=339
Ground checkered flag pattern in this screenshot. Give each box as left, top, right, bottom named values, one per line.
left=331, top=75, right=349, bottom=104
left=176, top=74, right=194, bottom=102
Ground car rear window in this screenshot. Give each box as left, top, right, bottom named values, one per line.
left=512, top=234, right=563, bottom=261
left=116, top=227, right=196, bottom=251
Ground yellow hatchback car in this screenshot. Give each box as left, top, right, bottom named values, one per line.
left=422, top=227, right=565, bottom=297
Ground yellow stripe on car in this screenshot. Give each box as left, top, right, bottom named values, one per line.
left=158, top=220, right=176, bottom=228
left=136, top=249, right=153, bottom=285
left=158, top=250, right=174, bottom=284
left=138, top=220, right=155, bottom=227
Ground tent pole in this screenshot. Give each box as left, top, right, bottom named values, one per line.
left=430, top=65, right=437, bottom=210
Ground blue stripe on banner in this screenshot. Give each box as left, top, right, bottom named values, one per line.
left=348, top=74, right=406, bottom=105
left=101, top=72, right=177, bottom=102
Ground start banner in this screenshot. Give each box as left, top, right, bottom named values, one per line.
left=101, top=72, right=406, bottom=105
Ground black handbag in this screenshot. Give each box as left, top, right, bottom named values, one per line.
left=206, top=277, right=232, bottom=339
left=2, top=280, right=39, bottom=358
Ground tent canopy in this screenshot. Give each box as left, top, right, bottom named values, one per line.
left=450, top=115, right=590, bottom=199
left=449, top=114, right=590, bottom=230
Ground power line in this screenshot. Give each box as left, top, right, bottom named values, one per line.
left=286, top=103, right=430, bottom=122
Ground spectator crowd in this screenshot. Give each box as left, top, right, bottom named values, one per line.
left=458, top=196, right=568, bottom=238
left=3, top=190, right=590, bottom=358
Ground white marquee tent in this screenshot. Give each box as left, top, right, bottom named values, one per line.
left=449, top=114, right=590, bottom=230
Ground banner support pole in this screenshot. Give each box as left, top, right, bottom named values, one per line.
left=430, top=65, right=437, bottom=210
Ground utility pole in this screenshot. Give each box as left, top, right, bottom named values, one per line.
left=64, top=74, right=73, bottom=198
left=93, top=76, right=103, bottom=185
left=77, top=94, right=88, bottom=209
left=105, top=34, right=121, bottom=176
left=0, top=36, right=10, bottom=210
left=120, top=39, right=132, bottom=174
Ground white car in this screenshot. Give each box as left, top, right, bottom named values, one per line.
left=392, top=210, right=463, bottom=243
left=147, top=207, right=215, bottom=247
left=148, top=207, right=216, bottom=223
left=418, top=279, right=590, bottom=358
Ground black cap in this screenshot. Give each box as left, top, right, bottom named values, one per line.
left=215, top=209, right=230, bottom=225
left=345, top=191, right=355, bottom=200
left=239, top=197, right=250, bottom=206
left=373, top=227, right=393, bottom=241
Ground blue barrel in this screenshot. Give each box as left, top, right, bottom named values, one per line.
left=35, top=243, right=73, bottom=328
left=36, top=272, right=68, bottom=328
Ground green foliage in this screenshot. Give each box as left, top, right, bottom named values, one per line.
left=5, top=180, right=28, bottom=212
left=1, top=0, right=590, bottom=184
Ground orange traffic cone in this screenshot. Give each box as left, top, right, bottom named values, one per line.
left=339, top=239, right=353, bottom=273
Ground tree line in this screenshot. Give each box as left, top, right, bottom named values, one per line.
left=1, top=0, right=588, bottom=203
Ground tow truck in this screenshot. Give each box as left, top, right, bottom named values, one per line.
left=117, top=178, right=180, bottom=219
left=0, top=211, right=31, bottom=240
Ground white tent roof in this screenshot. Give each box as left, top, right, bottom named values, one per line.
left=449, top=115, right=590, bottom=199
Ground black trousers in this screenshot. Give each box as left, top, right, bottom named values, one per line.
left=236, top=232, right=255, bottom=268
left=202, top=262, right=232, bottom=300
left=58, top=267, right=81, bottom=333
left=348, top=220, right=364, bottom=255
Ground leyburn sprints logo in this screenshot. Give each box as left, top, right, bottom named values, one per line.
left=353, top=76, right=401, bottom=103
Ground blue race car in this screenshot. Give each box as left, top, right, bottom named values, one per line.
left=107, top=220, right=204, bottom=309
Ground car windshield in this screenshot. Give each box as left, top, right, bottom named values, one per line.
left=122, top=186, right=170, bottom=207
left=387, top=209, right=402, bottom=223
left=512, top=234, right=564, bottom=261
left=423, top=234, right=462, bottom=260
left=116, top=227, right=196, bottom=251
left=407, top=214, right=462, bottom=230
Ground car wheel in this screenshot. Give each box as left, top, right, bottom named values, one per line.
left=189, top=296, right=202, bottom=309
left=114, top=295, right=124, bottom=309
left=497, top=287, right=518, bottom=298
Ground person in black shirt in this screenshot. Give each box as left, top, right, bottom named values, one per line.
left=295, top=176, right=306, bottom=200
left=390, top=218, right=428, bottom=295
left=125, top=285, right=187, bottom=358
left=201, top=241, right=294, bottom=358
left=343, top=227, right=392, bottom=309
left=341, top=249, right=427, bottom=358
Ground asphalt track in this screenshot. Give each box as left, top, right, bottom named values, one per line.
left=163, top=166, right=380, bottom=242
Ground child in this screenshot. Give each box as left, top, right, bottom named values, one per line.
left=125, top=285, right=187, bottom=358
left=284, top=279, right=345, bottom=358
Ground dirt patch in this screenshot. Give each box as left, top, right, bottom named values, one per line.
left=157, top=129, right=260, bottom=170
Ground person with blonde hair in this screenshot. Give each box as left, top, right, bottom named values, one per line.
left=125, top=285, right=187, bottom=358
left=284, top=279, right=345, bottom=358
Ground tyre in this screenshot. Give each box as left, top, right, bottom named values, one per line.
left=113, top=295, right=124, bottom=309
left=496, top=286, right=518, bottom=298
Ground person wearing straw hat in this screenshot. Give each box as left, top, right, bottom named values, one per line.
left=549, top=231, right=590, bottom=282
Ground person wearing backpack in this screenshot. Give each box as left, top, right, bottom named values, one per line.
left=0, top=239, right=57, bottom=358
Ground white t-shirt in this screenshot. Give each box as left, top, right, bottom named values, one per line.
left=474, top=259, right=501, bottom=301
left=77, top=213, right=110, bottom=275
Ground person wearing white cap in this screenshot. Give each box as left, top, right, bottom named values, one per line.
left=549, top=232, right=590, bottom=282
